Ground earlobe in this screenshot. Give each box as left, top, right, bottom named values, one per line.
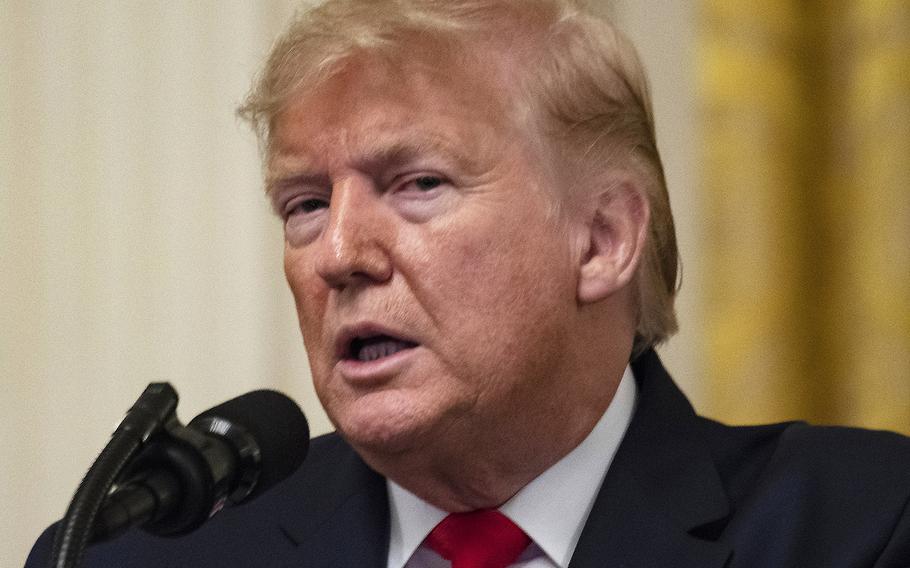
left=576, top=181, right=649, bottom=304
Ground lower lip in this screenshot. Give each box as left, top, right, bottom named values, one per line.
left=336, top=345, right=420, bottom=384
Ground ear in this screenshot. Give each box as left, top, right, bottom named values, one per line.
left=577, top=181, right=650, bottom=304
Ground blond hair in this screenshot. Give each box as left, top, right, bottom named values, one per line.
left=239, top=0, right=679, bottom=353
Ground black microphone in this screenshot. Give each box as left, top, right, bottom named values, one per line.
left=90, top=389, right=309, bottom=542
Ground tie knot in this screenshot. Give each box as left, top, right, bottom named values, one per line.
left=425, top=510, right=531, bottom=568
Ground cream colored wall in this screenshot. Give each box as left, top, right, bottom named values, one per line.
left=607, top=1, right=704, bottom=403
left=0, top=2, right=325, bottom=562
left=1, top=1, right=700, bottom=563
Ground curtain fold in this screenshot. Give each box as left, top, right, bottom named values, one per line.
left=699, top=0, right=910, bottom=433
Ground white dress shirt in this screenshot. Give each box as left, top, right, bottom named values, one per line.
left=387, top=366, right=638, bottom=568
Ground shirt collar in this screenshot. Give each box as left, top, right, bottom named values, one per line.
left=387, top=366, right=638, bottom=568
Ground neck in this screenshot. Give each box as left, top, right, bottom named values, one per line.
left=362, top=357, right=628, bottom=512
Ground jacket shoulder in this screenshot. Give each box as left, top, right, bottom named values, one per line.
left=698, top=418, right=910, bottom=502
left=698, top=418, right=910, bottom=565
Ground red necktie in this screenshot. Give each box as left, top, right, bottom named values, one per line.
left=425, top=509, right=531, bottom=568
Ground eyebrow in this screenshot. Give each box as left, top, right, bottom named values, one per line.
left=264, top=155, right=323, bottom=197
left=358, top=137, right=475, bottom=179
left=265, top=131, right=476, bottom=195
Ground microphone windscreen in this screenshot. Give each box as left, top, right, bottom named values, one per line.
left=194, top=390, right=309, bottom=498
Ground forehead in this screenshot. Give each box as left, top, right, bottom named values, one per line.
left=267, top=48, right=528, bottom=176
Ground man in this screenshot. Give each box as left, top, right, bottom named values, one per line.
left=27, top=1, right=910, bottom=567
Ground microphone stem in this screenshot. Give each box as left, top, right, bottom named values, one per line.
left=91, top=469, right=182, bottom=543
left=49, top=430, right=143, bottom=568
left=49, top=382, right=179, bottom=568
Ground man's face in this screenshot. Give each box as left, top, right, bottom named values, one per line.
left=270, top=52, right=584, bottom=458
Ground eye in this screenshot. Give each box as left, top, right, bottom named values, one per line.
left=412, top=175, right=443, bottom=191
left=285, top=197, right=328, bottom=218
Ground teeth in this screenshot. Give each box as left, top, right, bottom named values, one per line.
left=357, top=339, right=412, bottom=362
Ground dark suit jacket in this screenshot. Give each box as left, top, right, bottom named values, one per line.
left=27, top=350, right=910, bottom=567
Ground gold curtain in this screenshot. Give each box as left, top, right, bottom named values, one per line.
left=699, top=1, right=910, bottom=433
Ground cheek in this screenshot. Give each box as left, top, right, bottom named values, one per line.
left=453, top=210, right=570, bottom=299
left=284, top=249, right=330, bottom=364
left=419, top=215, right=575, bottom=361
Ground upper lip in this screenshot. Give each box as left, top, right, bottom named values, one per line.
left=334, top=322, right=419, bottom=360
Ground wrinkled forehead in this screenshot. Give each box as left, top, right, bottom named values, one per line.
left=266, top=44, right=539, bottom=172
left=265, top=26, right=542, bottom=150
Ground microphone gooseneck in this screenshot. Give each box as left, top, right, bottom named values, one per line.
left=49, top=385, right=309, bottom=568
left=50, top=383, right=180, bottom=568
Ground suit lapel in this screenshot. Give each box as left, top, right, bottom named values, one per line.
left=273, top=436, right=390, bottom=568
left=569, top=350, right=732, bottom=568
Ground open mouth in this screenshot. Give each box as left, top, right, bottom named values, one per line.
left=346, top=334, right=419, bottom=363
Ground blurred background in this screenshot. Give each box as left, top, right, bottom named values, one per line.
left=2, top=0, right=908, bottom=563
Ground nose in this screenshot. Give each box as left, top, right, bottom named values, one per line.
left=313, top=176, right=393, bottom=289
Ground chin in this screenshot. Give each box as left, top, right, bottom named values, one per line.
left=330, top=389, right=437, bottom=457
